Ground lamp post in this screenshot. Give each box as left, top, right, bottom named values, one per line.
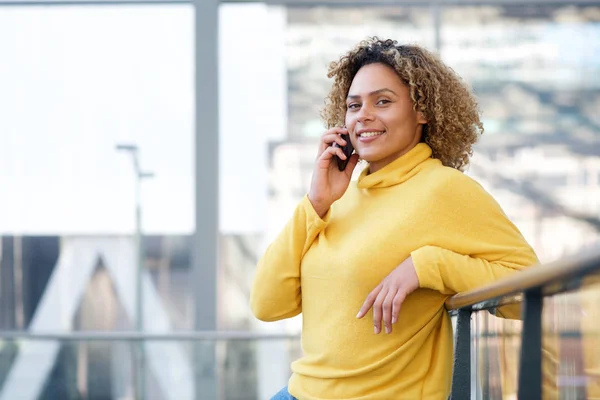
left=116, top=144, right=154, bottom=400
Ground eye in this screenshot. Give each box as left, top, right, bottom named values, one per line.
left=376, top=99, right=391, bottom=105
left=347, top=103, right=360, bottom=110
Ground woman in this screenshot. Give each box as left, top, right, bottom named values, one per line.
left=251, top=38, right=538, bottom=400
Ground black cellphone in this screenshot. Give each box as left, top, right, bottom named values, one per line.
left=332, top=134, right=354, bottom=171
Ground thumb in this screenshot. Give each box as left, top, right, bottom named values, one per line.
left=344, top=154, right=360, bottom=177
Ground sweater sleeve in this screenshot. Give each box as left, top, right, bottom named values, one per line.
left=411, top=173, right=539, bottom=295
left=250, top=195, right=330, bottom=322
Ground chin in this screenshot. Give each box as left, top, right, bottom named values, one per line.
left=356, top=151, right=381, bottom=163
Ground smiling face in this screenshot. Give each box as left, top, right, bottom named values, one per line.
left=345, top=63, right=427, bottom=173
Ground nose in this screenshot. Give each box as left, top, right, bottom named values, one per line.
left=355, top=103, right=375, bottom=124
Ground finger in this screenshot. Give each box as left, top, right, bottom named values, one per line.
left=318, top=128, right=348, bottom=153
left=318, top=135, right=347, bottom=157
left=382, top=290, right=396, bottom=334
left=322, top=132, right=347, bottom=145
left=318, top=146, right=346, bottom=166
left=323, top=126, right=348, bottom=137
left=391, top=291, right=406, bottom=325
left=372, top=289, right=388, bottom=335
left=356, top=285, right=381, bottom=319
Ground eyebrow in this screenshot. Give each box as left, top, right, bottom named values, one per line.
left=347, top=88, right=397, bottom=100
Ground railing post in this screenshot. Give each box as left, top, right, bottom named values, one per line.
left=450, top=308, right=472, bottom=400
left=518, top=288, right=543, bottom=400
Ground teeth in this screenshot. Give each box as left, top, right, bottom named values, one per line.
left=359, top=131, right=384, bottom=138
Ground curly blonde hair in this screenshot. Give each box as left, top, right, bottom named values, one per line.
left=321, top=37, right=483, bottom=171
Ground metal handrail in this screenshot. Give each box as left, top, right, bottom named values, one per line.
left=445, top=246, right=600, bottom=311
left=0, top=331, right=300, bottom=341
left=447, top=245, right=600, bottom=400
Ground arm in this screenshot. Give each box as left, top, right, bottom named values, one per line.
left=250, top=195, right=330, bottom=322
left=357, top=172, right=538, bottom=334
left=412, top=173, right=539, bottom=295
left=412, top=246, right=536, bottom=295
left=251, top=126, right=359, bottom=322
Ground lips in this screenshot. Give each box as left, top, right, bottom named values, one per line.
left=357, top=130, right=385, bottom=143
left=358, top=131, right=385, bottom=138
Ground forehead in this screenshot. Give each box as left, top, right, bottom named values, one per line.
left=348, top=63, right=406, bottom=94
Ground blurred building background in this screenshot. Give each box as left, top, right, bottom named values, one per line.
left=0, top=0, right=599, bottom=399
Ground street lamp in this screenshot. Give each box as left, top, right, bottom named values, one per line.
left=116, top=143, right=154, bottom=400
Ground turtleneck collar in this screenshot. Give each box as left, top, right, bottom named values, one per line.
left=357, top=143, right=434, bottom=189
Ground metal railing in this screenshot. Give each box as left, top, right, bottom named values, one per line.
left=0, top=331, right=300, bottom=341
left=446, top=246, right=600, bottom=400
left=2, top=247, right=599, bottom=399
left=0, top=329, right=300, bottom=400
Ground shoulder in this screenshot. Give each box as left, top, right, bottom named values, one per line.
left=420, top=160, right=481, bottom=190
left=420, top=161, right=502, bottom=211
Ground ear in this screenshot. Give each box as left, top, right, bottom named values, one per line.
left=416, top=111, right=428, bottom=125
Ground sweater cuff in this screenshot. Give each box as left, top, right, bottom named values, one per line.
left=411, top=245, right=443, bottom=291
left=301, top=194, right=331, bottom=228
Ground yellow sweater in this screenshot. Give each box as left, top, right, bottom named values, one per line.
left=251, top=143, right=538, bottom=400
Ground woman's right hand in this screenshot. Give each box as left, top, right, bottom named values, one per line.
left=307, top=127, right=360, bottom=218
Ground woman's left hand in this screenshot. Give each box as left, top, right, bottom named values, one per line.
left=356, top=256, right=420, bottom=334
